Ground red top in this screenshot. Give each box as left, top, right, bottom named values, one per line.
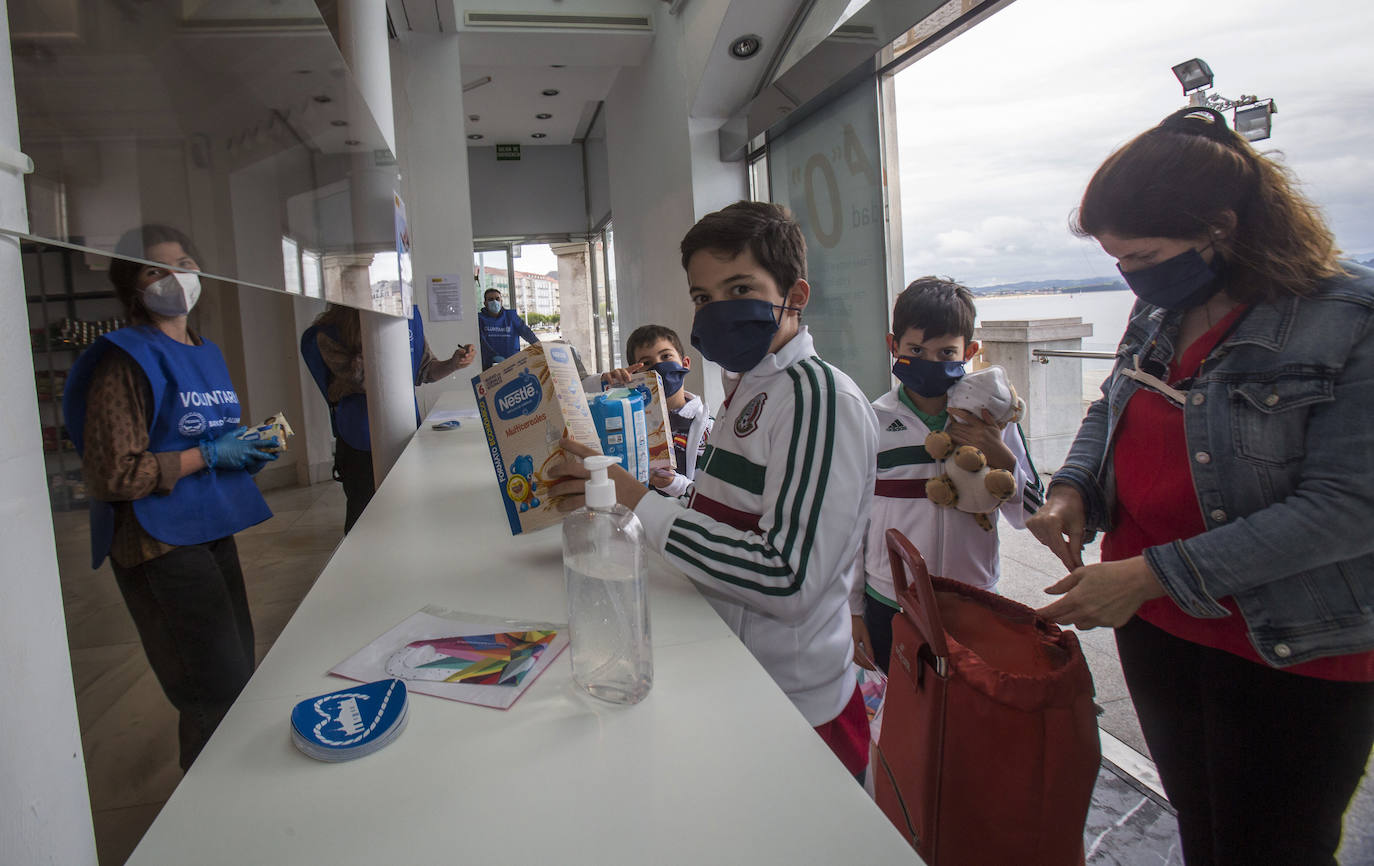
left=1102, top=304, right=1374, bottom=682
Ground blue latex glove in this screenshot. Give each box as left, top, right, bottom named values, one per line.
left=199, top=426, right=280, bottom=471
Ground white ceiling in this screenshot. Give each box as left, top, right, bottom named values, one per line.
left=457, top=59, right=622, bottom=146
left=388, top=1, right=654, bottom=146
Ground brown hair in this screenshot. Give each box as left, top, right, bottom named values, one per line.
left=312, top=304, right=362, bottom=352
left=680, top=201, right=807, bottom=296
left=625, top=324, right=685, bottom=362
left=1073, top=107, right=1343, bottom=302
left=108, top=225, right=203, bottom=324
left=892, top=277, right=977, bottom=343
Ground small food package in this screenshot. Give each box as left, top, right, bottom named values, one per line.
left=472, top=342, right=602, bottom=535
left=622, top=371, right=676, bottom=472
left=239, top=411, right=294, bottom=452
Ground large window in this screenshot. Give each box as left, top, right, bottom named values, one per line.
left=888, top=0, right=1374, bottom=378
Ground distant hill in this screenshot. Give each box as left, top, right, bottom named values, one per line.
left=970, top=276, right=1127, bottom=296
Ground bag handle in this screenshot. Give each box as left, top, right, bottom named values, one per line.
left=884, top=528, right=950, bottom=677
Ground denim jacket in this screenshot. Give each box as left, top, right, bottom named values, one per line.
left=1053, top=263, right=1374, bottom=667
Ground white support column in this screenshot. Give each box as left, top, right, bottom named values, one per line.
left=391, top=31, right=477, bottom=416
left=976, top=317, right=1094, bottom=474
left=0, top=1, right=98, bottom=861
left=339, top=0, right=413, bottom=486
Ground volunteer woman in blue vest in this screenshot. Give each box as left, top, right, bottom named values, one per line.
left=64, top=225, right=279, bottom=771
left=1028, top=109, right=1374, bottom=864
left=303, top=305, right=475, bottom=532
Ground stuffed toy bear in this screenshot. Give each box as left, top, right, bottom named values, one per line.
left=924, top=366, right=1024, bottom=531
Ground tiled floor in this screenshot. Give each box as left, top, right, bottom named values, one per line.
left=49, top=481, right=1374, bottom=864
left=54, top=481, right=347, bottom=866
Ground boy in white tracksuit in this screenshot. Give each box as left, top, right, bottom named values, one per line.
left=555, top=202, right=879, bottom=779
left=851, top=277, right=1043, bottom=673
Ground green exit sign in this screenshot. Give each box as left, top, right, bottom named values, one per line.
left=496, top=144, right=521, bottom=161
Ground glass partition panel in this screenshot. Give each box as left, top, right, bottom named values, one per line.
left=768, top=80, right=891, bottom=399
left=7, top=0, right=408, bottom=316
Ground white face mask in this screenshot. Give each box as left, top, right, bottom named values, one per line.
left=141, top=271, right=201, bottom=317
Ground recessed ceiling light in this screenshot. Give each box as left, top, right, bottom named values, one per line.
left=541, top=89, right=560, bottom=97
left=313, top=94, right=332, bottom=103
left=468, top=134, right=484, bottom=140
left=550, top=64, right=565, bottom=68
left=468, top=114, right=479, bottom=122
left=729, top=34, right=762, bottom=59
left=330, top=120, right=348, bottom=127
left=344, top=139, right=361, bottom=146
left=294, top=69, right=312, bottom=75
left=531, top=132, right=547, bottom=139
left=535, top=113, right=552, bottom=120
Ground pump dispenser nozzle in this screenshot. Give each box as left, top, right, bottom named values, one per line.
left=582, top=454, right=619, bottom=509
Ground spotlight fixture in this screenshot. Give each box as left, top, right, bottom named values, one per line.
left=541, top=88, right=560, bottom=96
left=531, top=132, right=547, bottom=139
left=344, top=139, right=360, bottom=146
left=1171, top=58, right=1214, bottom=94
left=1234, top=99, right=1277, bottom=142
left=468, top=134, right=484, bottom=140
left=729, top=34, right=762, bottom=59
left=536, top=113, right=552, bottom=120
left=313, top=94, right=333, bottom=103
left=468, top=114, right=480, bottom=122
left=330, top=120, right=348, bottom=127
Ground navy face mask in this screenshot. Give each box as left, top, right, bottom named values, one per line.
left=892, top=355, right=965, bottom=398
left=1120, top=246, right=1224, bottom=311
left=650, top=361, right=689, bottom=397
left=691, top=299, right=798, bottom=373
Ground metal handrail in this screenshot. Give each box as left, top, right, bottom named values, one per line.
left=1032, top=349, right=1115, bottom=364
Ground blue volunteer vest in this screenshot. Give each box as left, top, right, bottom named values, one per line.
left=478, top=308, right=524, bottom=368
left=300, top=307, right=425, bottom=452
left=65, top=326, right=272, bottom=568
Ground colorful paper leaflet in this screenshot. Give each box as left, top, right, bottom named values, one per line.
left=384, top=631, right=557, bottom=686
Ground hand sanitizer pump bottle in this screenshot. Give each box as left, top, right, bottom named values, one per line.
left=562, top=455, right=652, bottom=704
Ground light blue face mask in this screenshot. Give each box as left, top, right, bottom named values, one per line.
left=485, top=299, right=502, bottom=315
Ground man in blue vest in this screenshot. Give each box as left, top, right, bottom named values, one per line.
left=477, top=287, right=540, bottom=369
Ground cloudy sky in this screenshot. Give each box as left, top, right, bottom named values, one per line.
left=893, top=0, right=1374, bottom=287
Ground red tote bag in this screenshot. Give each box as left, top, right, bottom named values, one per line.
left=872, top=529, right=1100, bottom=866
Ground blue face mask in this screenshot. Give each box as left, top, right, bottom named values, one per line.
left=892, top=356, right=965, bottom=398
left=691, top=299, right=798, bottom=373
left=1119, top=246, right=1224, bottom=311
left=650, top=361, right=689, bottom=397
left=485, top=299, right=502, bottom=315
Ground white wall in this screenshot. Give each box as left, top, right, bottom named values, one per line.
left=0, top=3, right=98, bottom=862
left=467, top=144, right=586, bottom=239
left=584, top=111, right=611, bottom=228
left=393, top=33, right=479, bottom=416
left=603, top=1, right=745, bottom=407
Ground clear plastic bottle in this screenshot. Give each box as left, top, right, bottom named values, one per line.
left=562, top=455, right=652, bottom=704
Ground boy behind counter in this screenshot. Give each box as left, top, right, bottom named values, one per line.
left=554, top=201, right=879, bottom=779
left=585, top=324, right=713, bottom=498
left=852, top=277, right=1043, bottom=672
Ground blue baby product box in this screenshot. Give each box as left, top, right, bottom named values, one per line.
left=471, top=342, right=603, bottom=535
left=589, top=388, right=650, bottom=484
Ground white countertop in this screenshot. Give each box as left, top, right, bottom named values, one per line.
left=127, top=394, right=920, bottom=865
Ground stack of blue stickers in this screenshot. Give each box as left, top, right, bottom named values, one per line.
left=290, top=678, right=409, bottom=762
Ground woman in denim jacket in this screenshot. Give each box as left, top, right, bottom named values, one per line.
left=1028, top=107, right=1374, bottom=865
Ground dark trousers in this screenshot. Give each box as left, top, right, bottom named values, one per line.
left=863, top=593, right=898, bottom=674
left=1116, top=617, right=1374, bottom=866
left=112, top=536, right=256, bottom=771
left=334, top=437, right=376, bottom=534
